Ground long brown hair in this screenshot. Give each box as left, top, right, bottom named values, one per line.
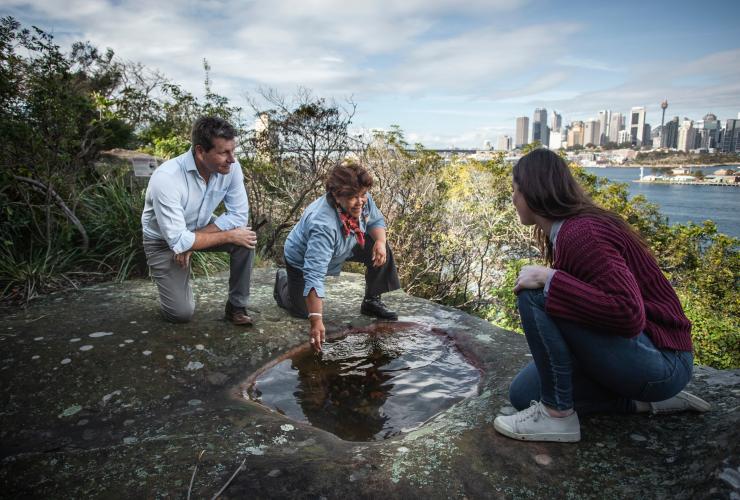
left=512, top=148, right=648, bottom=264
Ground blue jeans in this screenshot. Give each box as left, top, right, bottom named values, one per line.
left=509, top=289, right=694, bottom=414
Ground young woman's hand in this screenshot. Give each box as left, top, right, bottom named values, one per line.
left=514, top=265, right=555, bottom=294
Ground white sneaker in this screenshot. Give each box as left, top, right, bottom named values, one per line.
left=647, top=391, right=711, bottom=414
left=494, top=401, right=581, bottom=443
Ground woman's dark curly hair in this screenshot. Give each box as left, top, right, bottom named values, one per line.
left=325, top=160, right=373, bottom=205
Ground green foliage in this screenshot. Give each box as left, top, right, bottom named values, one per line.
left=80, top=174, right=148, bottom=281
left=679, top=290, right=740, bottom=369
left=632, top=150, right=740, bottom=166
left=0, top=243, right=83, bottom=302
left=141, top=135, right=191, bottom=160
left=0, top=17, right=134, bottom=182
left=481, top=259, right=531, bottom=333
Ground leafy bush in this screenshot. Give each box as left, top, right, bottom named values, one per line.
left=679, top=290, right=740, bottom=369
left=80, top=174, right=149, bottom=281
left=0, top=243, right=84, bottom=302
left=481, top=258, right=531, bottom=333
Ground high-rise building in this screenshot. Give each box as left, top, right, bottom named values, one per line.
left=497, top=135, right=512, bottom=151
left=567, top=121, right=584, bottom=148
left=551, top=111, right=562, bottom=132
left=677, top=119, right=696, bottom=152
left=721, top=119, right=740, bottom=153
left=608, top=112, right=625, bottom=144
left=532, top=108, right=549, bottom=147
left=549, top=131, right=564, bottom=150
left=662, top=116, right=679, bottom=149
left=643, top=123, right=652, bottom=148
left=695, top=113, right=721, bottom=150
left=629, top=107, right=647, bottom=147
left=583, top=119, right=600, bottom=146
left=597, top=110, right=611, bottom=146
left=515, top=117, right=529, bottom=148
left=618, top=129, right=631, bottom=144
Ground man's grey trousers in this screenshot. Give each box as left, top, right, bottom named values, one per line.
left=143, top=239, right=254, bottom=323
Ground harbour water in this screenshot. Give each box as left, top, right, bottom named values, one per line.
left=585, top=166, right=740, bottom=239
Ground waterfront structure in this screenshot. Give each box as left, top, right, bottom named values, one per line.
left=677, top=119, right=696, bottom=152
left=567, top=121, right=584, bottom=148
left=497, top=135, right=512, bottom=151
left=515, top=117, right=529, bottom=148
left=597, top=110, right=611, bottom=145
left=608, top=112, right=625, bottom=144
left=583, top=119, right=600, bottom=147
left=629, top=106, right=647, bottom=147
left=551, top=111, right=562, bottom=132
left=532, top=108, right=549, bottom=147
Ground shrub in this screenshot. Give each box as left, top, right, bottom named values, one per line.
left=679, top=290, right=740, bottom=369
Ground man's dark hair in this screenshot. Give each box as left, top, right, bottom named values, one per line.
left=191, top=116, right=236, bottom=152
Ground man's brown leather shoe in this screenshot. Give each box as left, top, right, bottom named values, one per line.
left=225, top=301, right=253, bottom=326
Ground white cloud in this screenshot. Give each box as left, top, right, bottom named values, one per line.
left=6, top=0, right=739, bottom=145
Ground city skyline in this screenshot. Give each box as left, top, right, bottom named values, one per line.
left=5, top=0, right=740, bottom=148
left=505, top=105, right=739, bottom=152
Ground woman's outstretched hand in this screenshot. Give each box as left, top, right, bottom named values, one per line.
left=371, top=240, right=387, bottom=267
left=514, top=265, right=555, bottom=294
left=309, top=317, right=326, bottom=352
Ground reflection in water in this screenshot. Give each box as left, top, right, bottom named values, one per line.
left=247, top=324, right=481, bottom=441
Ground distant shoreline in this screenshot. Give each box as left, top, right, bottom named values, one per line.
left=591, top=163, right=740, bottom=169
left=633, top=180, right=740, bottom=187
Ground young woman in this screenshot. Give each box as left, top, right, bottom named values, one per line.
left=274, top=160, right=401, bottom=351
left=494, top=148, right=710, bottom=443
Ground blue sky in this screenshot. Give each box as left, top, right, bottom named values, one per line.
left=5, top=0, right=740, bottom=148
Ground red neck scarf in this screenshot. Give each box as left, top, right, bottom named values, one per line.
left=337, top=209, right=365, bottom=248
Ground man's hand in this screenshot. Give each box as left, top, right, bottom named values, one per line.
left=514, top=265, right=555, bottom=294
left=309, top=317, right=326, bottom=352
left=371, top=239, right=387, bottom=267
left=229, top=226, right=257, bottom=249
left=174, top=250, right=192, bottom=269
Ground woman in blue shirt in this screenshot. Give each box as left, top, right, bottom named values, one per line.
left=274, top=161, right=401, bottom=351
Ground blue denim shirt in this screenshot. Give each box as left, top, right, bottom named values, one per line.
left=141, top=149, right=249, bottom=254
left=284, top=193, right=386, bottom=298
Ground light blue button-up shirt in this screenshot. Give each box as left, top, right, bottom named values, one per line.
left=284, top=193, right=386, bottom=298
left=141, top=149, right=249, bottom=254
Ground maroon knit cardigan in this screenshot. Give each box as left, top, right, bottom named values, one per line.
left=546, top=216, right=693, bottom=352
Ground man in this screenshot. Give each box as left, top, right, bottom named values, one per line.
left=274, top=160, right=400, bottom=351
left=141, top=116, right=256, bottom=325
